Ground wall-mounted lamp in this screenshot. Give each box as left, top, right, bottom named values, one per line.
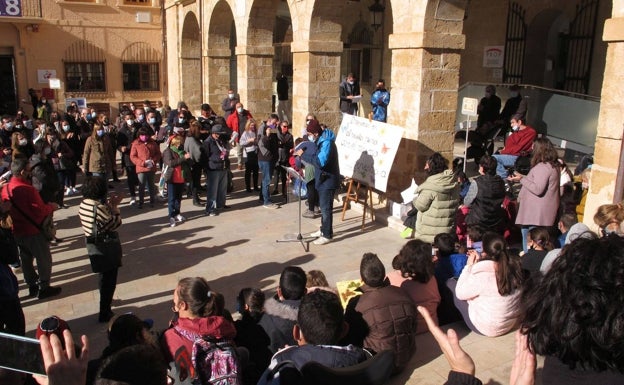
left=368, top=0, right=385, bottom=31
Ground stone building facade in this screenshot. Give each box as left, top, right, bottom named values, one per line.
left=165, top=0, right=622, bottom=222
left=0, top=0, right=165, bottom=116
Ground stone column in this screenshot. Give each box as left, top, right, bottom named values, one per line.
left=206, top=48, right=231, bottom=110
left=384, top=31, right=464, bottom=200
left=235, top=45, right=273, bottom=118
left=290, top=40, right=343, bottom=137
left=583, top=17, right=624, bottom=224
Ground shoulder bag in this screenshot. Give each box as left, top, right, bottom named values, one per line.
left=85, top=204, right=122, bottom=273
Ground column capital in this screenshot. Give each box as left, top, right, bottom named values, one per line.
left=388, top=32, right=465, bottom=50
left=234, top=45, right=274, bottom=56
left=290, top=40, right=343, bottom=53
left=604, top=18, right=624, bottom=42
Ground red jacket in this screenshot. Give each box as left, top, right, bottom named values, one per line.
left=130, top=139, right=162, bottom=173
left=226, top=110, right=253, bottom=142
left=1, top=177, right=55, bottom=237
left=500, top=126, right=536, bottom=155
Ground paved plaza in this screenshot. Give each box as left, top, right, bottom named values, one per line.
left=16, top=165, right=544, bottom=384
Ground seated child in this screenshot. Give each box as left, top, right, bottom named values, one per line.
left=269, top=289, right=370, bottom=370
left=259, top=266, right=307, bottom=353
left=343, top=253, right=417, bottom=372
left=387, top=240, right=441, bottom=334
left=521, top=226, right=553, bottom=274
left=433, top=233, right=464, bottom=326
left=305, top=269, right=337, bottom=294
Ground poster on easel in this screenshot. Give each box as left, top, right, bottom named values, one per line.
left=336, top=114, right=404, bottom=192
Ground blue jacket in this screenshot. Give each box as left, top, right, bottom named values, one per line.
left=370, top=89, right=390, bottom=122
left=301, top=129, right=340, bottom=191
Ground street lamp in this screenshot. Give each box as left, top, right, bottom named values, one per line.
left=368, top=0, right=385, bottom=32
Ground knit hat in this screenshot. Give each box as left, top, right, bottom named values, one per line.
left=306, top=119, right=322, bottom=135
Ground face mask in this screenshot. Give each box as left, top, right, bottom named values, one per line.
left=139, top=135, right=148, bottom=142
left=237, top=107, right=243, bottom=114
left=178, top=118, right=185, bottom=124
left=510, top=91, right=519, bottom=98
left=19, top=139, right=27, bottom=146
left=149, top=118, right=156, bottom=125
left=62, top=125, right=70, bottom=132
left=40, top=124, right=46, bottom=130
left=582, top=182, right=589, bottom=189
left=348, top=81, right=354, bottom=85
left=228, top=93, right=235, bottom=99
left=307, top=134, right=315, bottom=142
left=485, top=92, right=492, bottom=98
left=44, top=147, right=51, bottom=155
left=138, top=114, right=145, bottom=122
left=126, top=119, right=134, bottom=126
left=15, top=124, right=22, bottom=130
left=96, top=130, right=104, bottom=137
left=41, top=99, right=47, bottom=104
left=511, top=124, right=519, bottom=131
left=5, top=123, right=13, bottom=130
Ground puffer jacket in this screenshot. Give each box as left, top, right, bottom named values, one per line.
left=258, top=296, right=300, bottom=354
left=413, top=170, right=459, bottom=243
left=343, top=284, right=417, bottom=372
left=130, top=138, right=161, bottom=173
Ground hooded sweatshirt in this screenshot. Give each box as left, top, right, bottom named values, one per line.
left=413, top=170, right=459, bottom=243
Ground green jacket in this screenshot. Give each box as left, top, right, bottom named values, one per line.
left=412, top=170, right=459, bottom=243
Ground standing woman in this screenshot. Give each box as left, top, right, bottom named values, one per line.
left=508, top=138, right=560, bottom=252
left=130, top=128, right=162, bottom=209
left=163, top=134, right=191, bottom=227
left=82, top=123, right=113, bottom=182
left=79, top=176, right=123, bottom=322
left=45, top=128, right=74, bottom=208
left=184, top=121, right=205, bottom=206
left=239, top=118, right=259, bottom=192
left=60, top=118, right=80, bottom=196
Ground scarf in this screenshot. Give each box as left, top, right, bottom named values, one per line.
left=170, top=145, right=190, bottom=181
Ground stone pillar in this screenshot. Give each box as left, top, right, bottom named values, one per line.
left=583, top=17, right=624, bottom=224
left=206, top=48, right=231, bottom=111
left=290, top=40, right=343, bottom=137
left=384, top=31, right=464, bottom=200
left=235, top=45, right=273, bottom=118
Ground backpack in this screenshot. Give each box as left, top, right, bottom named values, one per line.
left=174, top=326, right=241, bottom=385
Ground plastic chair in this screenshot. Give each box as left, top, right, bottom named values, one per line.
left=300, top=350, right=395, bottom=385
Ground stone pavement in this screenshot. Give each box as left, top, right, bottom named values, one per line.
left=16, top=167, right=543, bottom=384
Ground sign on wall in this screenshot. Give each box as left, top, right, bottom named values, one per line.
left=336, top=114, right=404, bottom=192
left=0, top=0, right=22, bottom=17
left=483, top=46, right=504, bottom=68
left=37, top=69, right=57, bottom=84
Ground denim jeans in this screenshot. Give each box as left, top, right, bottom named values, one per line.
left=167, top=182, right=184, bottom=218
left=318, top=188, right=335, bottom=239
left=492, top=154, right=518, bottom=178
left=137, top=171, right=156, bottom=205
left=259, top=160, right=274, bottom=205
left=206, top=169, right=227, bottom=213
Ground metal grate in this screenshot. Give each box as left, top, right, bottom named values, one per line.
left=503, top=2, right=526, bottom=84
left=64, top=41, right=106, bottom=62
left=121, top=42, right=161, bottom=62
left=562, top=0, right=599, bottom=94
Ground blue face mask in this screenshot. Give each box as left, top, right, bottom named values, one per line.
left=96, top=130, right=104, bottom=137
left=178, top=118, right=185, bottom=124
left=149, top=118, right=156, bottom=125
left=307, top=134, right=315, bottom=142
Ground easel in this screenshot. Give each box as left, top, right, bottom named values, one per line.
left=341, top=178, right=375, bottom=230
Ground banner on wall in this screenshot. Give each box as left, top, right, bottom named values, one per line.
left=336, top=114, right=404, bottom=192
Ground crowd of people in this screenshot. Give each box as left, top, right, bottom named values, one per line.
left=1, top=91, right=622, bottom=385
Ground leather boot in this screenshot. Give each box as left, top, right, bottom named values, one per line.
left=192, top=188, right=204, bottom=207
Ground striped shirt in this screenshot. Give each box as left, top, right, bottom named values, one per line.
left=78, top=199, right=122, bottom=237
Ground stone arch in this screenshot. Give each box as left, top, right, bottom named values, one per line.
left=206, top=0, right=236, bottom=109
left=181, top=11, right=202, bottom=110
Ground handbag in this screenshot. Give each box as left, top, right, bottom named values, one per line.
left=7, top=186, right=56, bottom=242
left=85, top=205, right=122, bottom=273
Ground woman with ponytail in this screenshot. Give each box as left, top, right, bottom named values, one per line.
left=447, top=232, right=523, bottom=336
left=160, top=277, right=237, bottom=380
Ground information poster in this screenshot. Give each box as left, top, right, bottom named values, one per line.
left=336, top=114, right=404, bottom=192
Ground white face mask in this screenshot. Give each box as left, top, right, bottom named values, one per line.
left=511, top=124, right=519, bottom=131
left=126, top=119, right=134, bottom=126
left=19, top=138, right=27, bottom=146
left=237, top=107, right=244, bottom=114
left=228, top=93, right=235, bottom=99
left=62, top=125, right=70, bottom=132
left=307, top=134, right=315, bottom=142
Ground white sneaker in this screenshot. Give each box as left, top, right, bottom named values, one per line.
left=313, top=236, right=331, bottom=245
left=175, top=214, right=185, bottom=223
left=72, top=187, right=79, bottom=194
left=263, top=203, right=278, bottom=209
left=310, top=230, right=322, bottom=237
left=65, top=188, right=72, bottom=197
left=129, top=198, right=136, bottom=205
left=169, top=217, right=176, bottom=227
